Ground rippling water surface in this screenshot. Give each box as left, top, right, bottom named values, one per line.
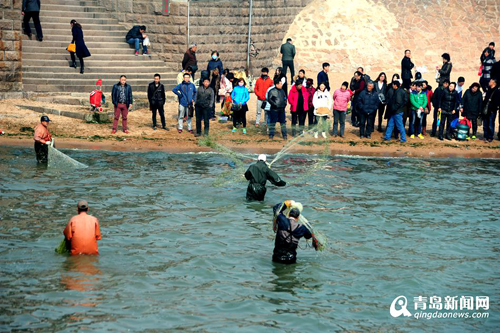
left=0, top=146, right=499, bottom=332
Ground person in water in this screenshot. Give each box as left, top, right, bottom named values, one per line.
left=33, top=115, right=52, bottom=163
left=272, top=201, right=314, bottom=264
left=244, top=154, right=286, bottom=201
left=63, top=200, right=101, bottom=255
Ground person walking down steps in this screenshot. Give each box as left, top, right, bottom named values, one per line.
left=68, top=20, right=90, bottom=74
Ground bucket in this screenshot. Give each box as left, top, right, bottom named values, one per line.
left=456, top=124, right=469, bottom=141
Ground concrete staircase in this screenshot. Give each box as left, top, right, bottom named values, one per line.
left=22, top=0, right=177, bottom=95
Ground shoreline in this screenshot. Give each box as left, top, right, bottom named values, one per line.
left=2, top=136, right=499, bottom=159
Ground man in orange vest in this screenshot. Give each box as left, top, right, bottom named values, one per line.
left=33, top=115, right=52, bottom=163
left=63, top=200, right=101, bottom=255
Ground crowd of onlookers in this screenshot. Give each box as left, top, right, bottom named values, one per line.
left=155, top=40, right=499, bottom=143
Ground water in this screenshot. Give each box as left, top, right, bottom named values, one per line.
left=0, top=146, right=499, bottom=332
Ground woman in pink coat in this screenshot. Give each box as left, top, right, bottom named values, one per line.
left=332, top=81, right=353, bottom=137
left=288, top=79, right=309, bottom=136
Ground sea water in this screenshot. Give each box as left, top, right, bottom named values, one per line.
left=0, top=146, right=498, bottom=332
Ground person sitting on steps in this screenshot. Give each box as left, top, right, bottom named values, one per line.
left=126, top=25, right=147, bottom=56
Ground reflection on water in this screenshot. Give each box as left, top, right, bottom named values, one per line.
left=0, top=147, right=499, bottom=332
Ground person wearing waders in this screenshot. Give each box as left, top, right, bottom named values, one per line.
left=244, top=154, right=286, bottom=201
left=33, top=115, right=52, bottom=163
left=272, top=202, right=315, bottom=264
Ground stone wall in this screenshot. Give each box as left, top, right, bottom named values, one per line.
left=94, top=0, right=312, bottom=74
left=0, top=0, right=22, bottom=97
left=284, top=0, right=499, bottom=76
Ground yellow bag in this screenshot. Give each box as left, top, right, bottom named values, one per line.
left=316, top=107, right=330, bottom=116
left=66, top=43, right=76, bottom=53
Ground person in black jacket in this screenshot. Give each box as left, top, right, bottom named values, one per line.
left=460, top=83, right=482, bottom=139
left=148, top=74, right=167, bottom=131
left=194, top=77, right=214, bottom=137
left=126, top=25, right=147, bottom=56
left=430, top=80, right=449, bottom=137
left=357, top=81, right=380, bottom=139
left=244, top=154, right=286, bottom=201
left=437, top=53, right=452, bottom=87
left=69, top=20, right=91, bottom=74
left=437, top=82, right=458, bottom=140
left=383, top=80, right=407, bottom=142
left=401, top=49, right=414, bottom=90
left=480, top=42, right=495, bottom=63
left=483, top=79, right=500, bottom=142
left=111, top=75, right=133, bottom=134
left=267, top=79, right=288, bottom=140
left=22, top=0, right=43, bottom=41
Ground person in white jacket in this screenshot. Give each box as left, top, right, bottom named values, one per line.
left=312, top=82, right=333, bottom=138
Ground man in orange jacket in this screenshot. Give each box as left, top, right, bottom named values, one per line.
left=33, top=115, right=52, bottom=163
left=254, top=67, right=274, bottom=127
left=64, top=200, right=101, bottom=255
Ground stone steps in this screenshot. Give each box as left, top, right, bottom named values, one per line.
left=39, top=11, right=116, bottom=19
left=43, top=0, right=100, bottom=5
left=23, top=40, right=132, bottom=50
left=38, top=16, right=120, bottom=25
left=23, top=66, right=168, bottom=74
left=27, top=21, right=125, bottom=30
left=23, top=54, right=165, bottom=63
left=42, top=4, right=105, bottom=12
left=24, top=34, right=127, bottom=43
left=23, top=74, right=177, bottom=84
left=22, top=0, right=177, bottom=94
left=39, top=28, right=125, bottom=37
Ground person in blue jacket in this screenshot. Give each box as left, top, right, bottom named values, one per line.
left=230, top=78, right=250, bottom=133
left=207, top=51, right=223, bottom=74
left=357, top=81, right=380, bottom=139
left=172, top=73, right=197, bottom=133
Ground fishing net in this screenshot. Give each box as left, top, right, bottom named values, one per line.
left=198, top=135, right=254, bottom=187
left=199, top=121, right=332, bottom=188
left=273, top=201, right=327, bottom=251
left=55, top=238, right=71, bottom=254
left=48, top=144, right=87, bottom=169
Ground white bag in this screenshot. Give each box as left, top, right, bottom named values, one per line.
left=435, top=69, right=440, bottom=83
left=143, top=37, right=151, bottom=46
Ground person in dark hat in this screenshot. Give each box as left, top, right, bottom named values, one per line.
left=63, top=200, right=101, bottom=255
left=33, top=115, right=52, bottom=163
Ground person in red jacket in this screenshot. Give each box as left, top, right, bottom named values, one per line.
left=254, top=67, right=274, bottom=127
left=422, top=81, right=433, bottom=136
left=288, top=79, right=309, bottom=136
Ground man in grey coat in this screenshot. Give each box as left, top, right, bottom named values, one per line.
left=22, top=0, right=43, bottom=41
left=280, top=38, right=296, bottom=84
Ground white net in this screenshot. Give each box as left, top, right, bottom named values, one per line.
left=48, top=144, right=87, bottom=169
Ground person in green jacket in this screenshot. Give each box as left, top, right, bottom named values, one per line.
left=409, top=82, right=428, bottom=139
left=244, top=154, right=286, bottom=201
left=280, top=38, right=296, bottom=84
